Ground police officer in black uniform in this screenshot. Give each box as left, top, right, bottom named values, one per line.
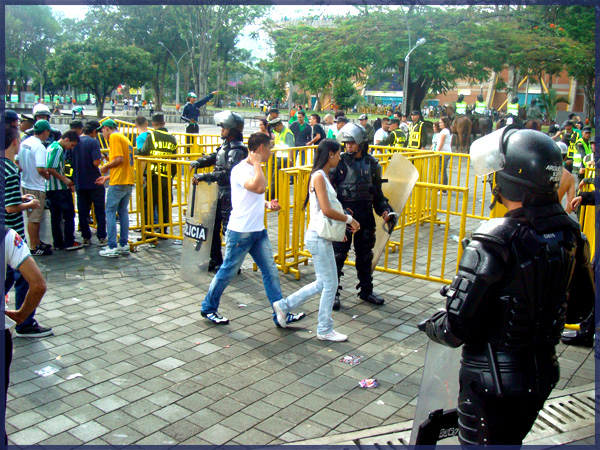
left=138, top=113, right=179, bottom=235
left=191, top=111, right=247, bottom=271
left=330, top=123, right=393, bottom=310
left=181, top=91, right=218, bottom=135
left=418, top=126, right=595, bottom=445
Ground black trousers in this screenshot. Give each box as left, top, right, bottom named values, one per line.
left=143, top=173, right=172, bottom=233
left=76, top=187, right=106, bottom=240
left=210, top=192, right=232, bottom=267
left=332, top=205, right=376, bottom=296
left=46, top=190, right=76, bottom=248
left=457, top=369, right=548, bottom=446
left=185, top=123, right=199, bottom=153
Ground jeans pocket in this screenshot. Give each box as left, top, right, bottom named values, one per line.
left=305, top=236, right=320, bottom=256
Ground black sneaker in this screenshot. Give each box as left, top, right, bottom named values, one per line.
left=31, top=245, right=53, bottom=256
left=273, top=312, right=306, bottom=328
left=201, top=311, right=229, bottom=325
left=14, top=325, right=54, bottom=338
left=39, top=242, right=52, bottom=250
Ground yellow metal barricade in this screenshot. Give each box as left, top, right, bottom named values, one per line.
left=579, top=167, right=596, bottom=252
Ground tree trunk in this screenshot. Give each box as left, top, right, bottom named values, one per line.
left=582, top=78, right=594, bottom=125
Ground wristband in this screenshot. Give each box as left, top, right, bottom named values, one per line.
left=345, top=215, right=353, bottom=224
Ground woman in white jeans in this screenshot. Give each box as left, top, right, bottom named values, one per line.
left=273, top=139, right=360, bottom=342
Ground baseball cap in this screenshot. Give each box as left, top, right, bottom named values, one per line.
left=268, top=117, right=282, bottom=126
left=358, top=114, right=368, bottom=120
left=335, top=116, right=349, bottom=123
left=565, top=120, right=574, bottom=127
left=389, top=118, right=400, bottom=125
left=188, top=92, right=197, bottom=98
left=33, top=119, right=52, bottom=132
left=5, top=109, right=19, bottom=122
left=582, top=126, right=592, bottom=133
left=411, top=110, right=421, bottom=116
left=98, top=119, right=117, bottom=129
left=269, top=108, right=279, bottom=115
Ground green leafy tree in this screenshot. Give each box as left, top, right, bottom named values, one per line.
left=333, top=78, right=362, bottom=111
left=48, top=39, right=152, bottom=116
left=537, top=89, right=570, bottom=123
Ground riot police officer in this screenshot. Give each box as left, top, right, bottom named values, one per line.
left=191, top=111, right=248, bottom=271
left=330, top=123, right=393, bottom=310
left=419, top=126, right=595, bottom=445
left=473, top=94, right=486, bottom=115
left=454, top=94, right=467, bottom=115
left=527, top=97, right=543, bottom=120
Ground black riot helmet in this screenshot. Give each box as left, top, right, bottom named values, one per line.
left=477, top=94, right=484, bottom=102
left=214, top=110, right=244, bottom=140
left=471, top=125, right=562, bottom=206
left=457, top=94, right=465, bottom=103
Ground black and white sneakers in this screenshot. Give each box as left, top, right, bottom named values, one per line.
left=201, top=311, right=230, bottom=325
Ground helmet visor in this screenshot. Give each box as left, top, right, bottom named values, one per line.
left=337, top=123, right=364, bottom=145
left=470, top=127, right=509, bottom=177
left=214, top=110, right=234, bottom=129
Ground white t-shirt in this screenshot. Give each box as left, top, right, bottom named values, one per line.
left=4, top=229, right=31, bottom=330
left=374, top=128, right=388, bottom=144
left=439, top=128, right=452, bottom=152
left=19, top=136, right=48, bottom=191
left=228, top=161, right=265, bottom=232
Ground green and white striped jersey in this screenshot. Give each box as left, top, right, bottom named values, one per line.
left=46, top=141, right=68, bottom=191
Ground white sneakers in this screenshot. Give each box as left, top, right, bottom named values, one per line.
left=317, top=330, right=348, bottom=342
left=272, top=301, right=288, bottom=328
left=99, top=244, right=130, bottom=258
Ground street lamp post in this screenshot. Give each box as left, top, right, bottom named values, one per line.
left=159, top=42, right=190, bottom=105
left=402, top=37, right=426, bottom=116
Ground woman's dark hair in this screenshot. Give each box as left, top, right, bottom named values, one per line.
left=440, top=116, right=451, bottom=129
left=303, top=139, right=340, bottom=210
left=260, top=118, right=268, bottom=129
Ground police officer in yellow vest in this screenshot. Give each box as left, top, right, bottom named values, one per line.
left=269, top=117, right=295, bottom=148
left=138, top=113, right=179, bottom=234
left=574, top=126, right=592, bottom=180
left=455, top=94, right=467, bottom=115
left=408, top=109, right=428, bottom=149
left=473, top=94, right=486, bottom=115
left=381, top=117, right=406, bottom=148
left=507, top=97, right=519, bottom=117
left=561, top=121, right=578, bottom=173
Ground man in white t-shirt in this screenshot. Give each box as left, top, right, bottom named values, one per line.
left=19, top=120, right=52, bottom=254
left=4, top=227, right=48, bottom=441
left=373, top=117, right=390, bottom=145
left=200, top=133, right=306, bottom=327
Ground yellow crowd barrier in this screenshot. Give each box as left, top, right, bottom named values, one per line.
left=579, top=167, right=596, bottom=252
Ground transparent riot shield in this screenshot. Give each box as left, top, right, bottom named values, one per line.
left=409, top=341, right=461, bottom=445
left=371, top=153, right=419, bottom=272
left=180, top=179, right=218, bottom=285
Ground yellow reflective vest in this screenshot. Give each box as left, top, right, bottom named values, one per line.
left=474, top=101, right=486, bottom=114
left=408, top=121, right=424, bottom=149
left=573, top=138, right=591, bottom=169
left=455, top=102, right=467, bottom=115
left=274, top=127, right=294, bottom=147
left=507, top=102, right=519, bottom=116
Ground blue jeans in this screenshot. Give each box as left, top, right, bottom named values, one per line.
left=77, top=187, right=107, bottom=240
left=202, top=229, right=282, bottom=314
left=5, top=266, right=37, bottom=331
left=106, top=184, right=132, bottom=249
left=278, top=230, right=337, bottom=335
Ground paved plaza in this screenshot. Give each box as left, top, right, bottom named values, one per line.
left=6, top=203, right=596, bottom=446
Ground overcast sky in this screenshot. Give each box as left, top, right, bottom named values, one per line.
left=49, top=4, right=364, bottom=60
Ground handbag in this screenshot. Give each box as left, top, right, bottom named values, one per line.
left=316, top=185, right=347, bottom=242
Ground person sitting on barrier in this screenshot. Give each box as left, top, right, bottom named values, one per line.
left=190, top=111, right=248, bottom=272
left=330, top=123, right=393, bottom=310
left=181, top=90, right=218, bottom=135
left=200, top=133, right=306, bottom=327
left=272, top=139, right=359, bottom=341
left=138, top=113, right=179, bottom=236
left=418, top=127, right=595, bottom=445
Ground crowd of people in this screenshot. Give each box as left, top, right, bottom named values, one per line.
left=3, top=99, right=596, bottom=445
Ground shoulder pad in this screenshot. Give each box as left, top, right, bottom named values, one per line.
left=472, top=218, right=521, bottom=246
left=229, top=140, right=246, bottom=151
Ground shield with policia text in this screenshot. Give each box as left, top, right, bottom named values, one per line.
left=180, top=176, right=218, bottom=285
left=410, top=340, right=461, bottom=445
left=371, top=152, right=419, bottom=272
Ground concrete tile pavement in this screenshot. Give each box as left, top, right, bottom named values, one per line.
left=6, top=186, right=595, bottom=445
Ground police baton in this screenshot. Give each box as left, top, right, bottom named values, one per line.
left=190, top=167, right=197, bottom=218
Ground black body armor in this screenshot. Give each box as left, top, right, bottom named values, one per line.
left=422, top=206, right=594, bottom=445
left=193, top=139, right=247, bottom=193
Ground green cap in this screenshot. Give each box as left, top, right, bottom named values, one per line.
left=33, top=120, right=52, bottom=132
left=389, top=118, right=400, bottom=125
left=98, top=119, right=117, bottom=129
left=188, top=92, right=197, bottom=98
